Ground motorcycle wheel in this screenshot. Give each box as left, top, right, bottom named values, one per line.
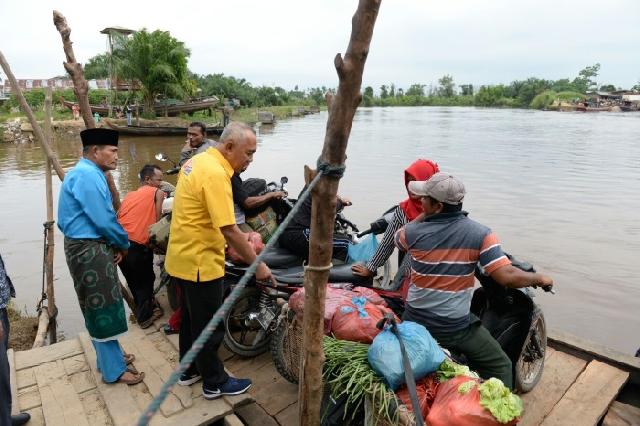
left=270, top=308, right=302, bottom=384
left=514, top=314, right=547, bottom=393
left=223, top=287, right=274, bottom=357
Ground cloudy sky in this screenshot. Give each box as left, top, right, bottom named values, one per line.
left=1, top=0, right=639, bottom=92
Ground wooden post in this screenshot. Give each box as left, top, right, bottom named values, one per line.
left=0, top=51, right=65, bottom=180
left=32, top=306, right=50, bottom=348
left=43, top=87, right=58, bottom=344
left=298, top=1, right=381, bottom=424
left=53, top=10, right=121, bottom=212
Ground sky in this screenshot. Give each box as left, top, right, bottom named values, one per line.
left=1, top=0, right=639, bottom=92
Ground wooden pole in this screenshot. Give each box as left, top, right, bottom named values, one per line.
left=43, top=87, right=58, bottom=344
left=298, top=1, right=381, bottom=424
left=53, top=10, right=121, bottom=212
left=32, top=307, right=50, bottom=348
left=0, top=51, right=65, bottom=180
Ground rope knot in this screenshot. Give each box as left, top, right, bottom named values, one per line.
left=317, top=160, right=346, bottom=178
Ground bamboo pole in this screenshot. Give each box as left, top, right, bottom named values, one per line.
left=32, top=307, right=50, bottom=348
left=298, top=1, right=381, bottom=424
left=0, top=51, right=65, bottom=180
left=43, top=87, right=58, bottom=344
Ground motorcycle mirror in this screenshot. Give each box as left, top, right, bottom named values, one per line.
left=280, top=176, right=288, bottom=184
left=155, top=153, right=168, bottom=162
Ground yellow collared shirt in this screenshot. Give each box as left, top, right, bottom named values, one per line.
left=165, top=148, right=235, bottom=282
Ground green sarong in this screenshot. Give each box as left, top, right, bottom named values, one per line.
left=64, top=238, right=128, bottom=341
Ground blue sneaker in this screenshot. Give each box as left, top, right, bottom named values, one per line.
left=202, top=377, right=252, bottom=400
left=178, top=372, right=201, bottom=386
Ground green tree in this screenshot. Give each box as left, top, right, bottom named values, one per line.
left=362, top=86, right=374, bottom=107
left=406, top=84, right=425, bottom=97
left=599, top=84, right=616, bottom=92
left=437, top=74, right=455, bottom=97
left=633, top=81, right=640, bottom=92
left=460, top=84, right=474, bottom=96
left=389, top=83, right=396, bottom=98
left=572, top=63, right=600, bottom=93
left=84, top=53, right=110, bottom=79
left=380, top=85, right=389, bottom=98
left=117, top=29, right=191, bottom=113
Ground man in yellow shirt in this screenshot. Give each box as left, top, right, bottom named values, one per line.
left=165, top=122, right=272, bottom=399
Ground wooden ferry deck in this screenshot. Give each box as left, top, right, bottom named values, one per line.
left=8, top=292, right=640, bottom=425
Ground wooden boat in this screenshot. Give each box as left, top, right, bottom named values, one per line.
left=104, top=121, right=224, bottom=136
left=62, top=97, right=218, bottom=117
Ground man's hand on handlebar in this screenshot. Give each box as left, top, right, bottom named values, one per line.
left=255, top=262, right=276, bottom=285
left=269, top=191, right=286, bottom=200
left=338, top=195, right=352, bottom=207
left=351, top=263, right=374, bottom=277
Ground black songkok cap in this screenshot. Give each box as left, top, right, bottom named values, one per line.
left=80, top=128, right=119, bottom=147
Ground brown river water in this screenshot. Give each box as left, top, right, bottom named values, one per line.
left=1, top=107, right=639, bottom=354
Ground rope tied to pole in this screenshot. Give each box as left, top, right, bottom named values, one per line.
left=37, top=221, right=55, bottom=313
left=137, top=166, right=340, bottom=425
left=304, top=262, right=334, bottom=272
left=317, top=159, right=346, bottom=179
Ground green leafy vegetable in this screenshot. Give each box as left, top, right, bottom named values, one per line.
left=457, top=380, right=477, bottom=395
left=436, top=359, right=479, bottom=382
left=478, top=378, right=523, bottom=423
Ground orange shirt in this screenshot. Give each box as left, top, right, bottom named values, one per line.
left=117, top=185, right=161, bottom=245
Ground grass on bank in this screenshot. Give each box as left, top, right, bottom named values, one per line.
left=6, top=303, right=38, bottom=351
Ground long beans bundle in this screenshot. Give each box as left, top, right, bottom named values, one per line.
left=323, top=336, right=397, bottom=423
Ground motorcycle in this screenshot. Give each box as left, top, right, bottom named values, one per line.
left=270, top=252, right=550, bottom=395
left=155, top=152, right=181, bottom=175
left=222, top=186, right=395, bottom=357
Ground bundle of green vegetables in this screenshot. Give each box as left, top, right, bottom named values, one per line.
left=438, top=359, right=523, bottom=423
left=323, top=336, right=397, bottom=422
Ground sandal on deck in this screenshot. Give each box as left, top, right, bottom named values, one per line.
left=115, top=371, right=145, bottom=385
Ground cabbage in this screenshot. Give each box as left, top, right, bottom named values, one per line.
left=436, top=359, right=479, bottom=382
left=478, top=378, right=523, bottom=423
left=457, top=380, right=476, bottom=394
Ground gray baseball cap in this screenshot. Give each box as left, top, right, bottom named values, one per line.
left=408, top=172, right=466, bottom=205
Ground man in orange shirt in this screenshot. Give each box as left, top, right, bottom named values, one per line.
left=118, top=164, right=165, bottom=328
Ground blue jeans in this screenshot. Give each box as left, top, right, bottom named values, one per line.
left=91, top=339, right=127, bottom=383
left=1, top=307, right=11, bottom=424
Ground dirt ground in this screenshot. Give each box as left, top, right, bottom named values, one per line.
left=7, top=304, right=38, bottom=351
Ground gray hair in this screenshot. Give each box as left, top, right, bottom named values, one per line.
left=219, top=121, right=255, bottom=145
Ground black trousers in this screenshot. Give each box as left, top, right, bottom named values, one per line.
left=280, top=228, right=349, bottom=262
left=118, top=241, right=155, bottom=323
left=1, top=307, right=11, bottom=425
left=176, top=277, right=229, bottom=387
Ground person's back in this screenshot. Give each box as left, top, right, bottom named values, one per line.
left=398, top=212, right=509, bottom=333
left=118, top=185, right=159, bottom=245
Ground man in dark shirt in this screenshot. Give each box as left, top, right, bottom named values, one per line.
left=231, top=172, right=285, bottom=228
left=279, top=187, right=352, bottom=261
left=1, top=254, right=31, bottom=425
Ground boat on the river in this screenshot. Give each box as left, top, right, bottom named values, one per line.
left=62, top=97, right=219, bottom=117
left=104, top=121, right=224, bottom=137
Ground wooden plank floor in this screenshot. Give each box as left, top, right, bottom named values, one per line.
left=10, top=309, right=244, bottom=425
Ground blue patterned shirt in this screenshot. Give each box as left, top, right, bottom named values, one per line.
left=57, top=158, right=129, bottom=249
left=0, top=253, right=16, bottom=309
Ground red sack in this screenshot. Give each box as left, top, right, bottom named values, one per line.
left=396, top=373, right=439, bottom=419
left=331, top=299, right=397, bottom=343
left=426, top=376, right=518, bottom=426
left=289, top=285, right=387, bottom=335
left=227, top=232, right=264, bottom=263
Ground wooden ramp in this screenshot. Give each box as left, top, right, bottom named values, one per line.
left=9, top=318, right=252, bottom=425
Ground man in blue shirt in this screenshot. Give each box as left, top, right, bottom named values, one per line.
left=58, top=128, right=144, bottom=385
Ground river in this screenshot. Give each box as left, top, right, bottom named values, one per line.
left=1, top=106, right=638, bottom=354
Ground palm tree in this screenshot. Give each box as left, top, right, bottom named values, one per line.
left=116, top=29, right=192, bottom=114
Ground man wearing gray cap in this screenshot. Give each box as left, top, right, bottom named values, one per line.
left=394, top=172, right=553, bottom=389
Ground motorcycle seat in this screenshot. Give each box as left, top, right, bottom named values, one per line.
left=261, top=247, right=304, bottom=269
left=272, top=263, right=372, bottom=287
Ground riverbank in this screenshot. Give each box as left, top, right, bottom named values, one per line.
left=7, top=304, right=38, bottom=351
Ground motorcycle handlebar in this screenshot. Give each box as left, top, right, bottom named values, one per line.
left=166, top=167, right=181, bottom=175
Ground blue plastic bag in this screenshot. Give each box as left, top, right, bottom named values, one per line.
left=347, top=234, right=378, bottom=263
left=367, top=321, right=445, bottom=390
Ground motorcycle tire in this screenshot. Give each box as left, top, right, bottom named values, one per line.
left=514, top=314, right=547, bottom=393
left=223, top=286, right=274, bottom=357
left=270, top=308, right=301, bottom=384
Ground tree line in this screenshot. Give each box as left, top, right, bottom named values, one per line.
left=5, top=26, right=639, bottom=116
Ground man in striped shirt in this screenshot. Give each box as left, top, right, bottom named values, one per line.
left=395, top=173, right=553, bottom=388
